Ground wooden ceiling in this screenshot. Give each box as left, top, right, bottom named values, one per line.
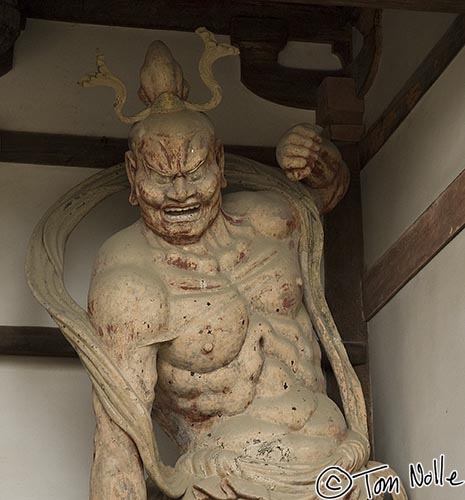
left=1, top=0, right=464, bottom=103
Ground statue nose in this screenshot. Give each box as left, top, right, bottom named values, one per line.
left=168, top=176, right=191, bottom=202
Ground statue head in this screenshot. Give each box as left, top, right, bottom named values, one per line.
left=126, top=110, right=225, bottom=245
left=79, top=29, right=238, bottom=245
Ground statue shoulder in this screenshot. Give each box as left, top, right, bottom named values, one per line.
left=88, top=222, right=175, bottom=345
left=223, top=190, right=300, bottom=239
left=93, top=220, right=147, bottom=273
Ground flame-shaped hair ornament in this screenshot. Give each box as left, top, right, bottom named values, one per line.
left=78, top=27, right=239, bottom=123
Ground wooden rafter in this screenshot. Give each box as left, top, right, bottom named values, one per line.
left=0, top=326, right=367, bottom=368
left=20, top=1, right=386, bottom=109
left=359, top=14, right=465, bottom=167
left=22, top=0, right=357, bottom=43
left=265, top=0, right=465, bottom=13
left=0, top=130, right=277, bottom=168
left=364, top=167, right=465, bottom=320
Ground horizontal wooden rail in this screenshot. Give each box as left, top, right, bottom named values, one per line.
left=364, top=167, right=465, bottom=320
left=0, top=130, right=277, bottom=168
left=359, top=14, right=465, bottom=168
left=0, top=326, right=367, bottom=368
left=0, top=326, right=76, bottom=358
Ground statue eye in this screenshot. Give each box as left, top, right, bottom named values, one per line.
left=187, top=163, right=205, bottom=182
left=142, top=160, right=172, bottom=184
left=148, top=169, right=171, bottom=184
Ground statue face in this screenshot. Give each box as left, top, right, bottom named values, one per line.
left=126, top=116, right=225, bottom=245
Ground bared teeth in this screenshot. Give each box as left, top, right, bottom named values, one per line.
left=163, top=204, right=202, bottom=222
left=164, top=204, right=200, bottom=214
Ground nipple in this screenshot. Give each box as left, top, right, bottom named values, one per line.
left=202, top=342, right=214, bottom=354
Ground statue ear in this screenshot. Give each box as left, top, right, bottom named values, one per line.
left=215, top=140, right=226, bottom=188
left=125, top=151, right=139, bottom=206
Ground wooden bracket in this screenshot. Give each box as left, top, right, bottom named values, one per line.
left=230, top=12, right=382, bottom=110
left=317, top=77, right=365, bottom=142
left=17, top=1, right=382, bottom=108
left=0, top=0, right=23, bottom=77
left=350, top=9, right=383, bottom=97
left=231, top=16, right=346, bottom=110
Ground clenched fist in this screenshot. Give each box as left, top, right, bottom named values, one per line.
left=276, top=123, right=348, bottom=214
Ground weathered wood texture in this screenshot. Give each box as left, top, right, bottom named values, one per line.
left=350, top=9, right=382, bottom=97
left=364, top=167, right=465, bottom=320
left=317, top=77, right=364, bottom=126
left=359, top=14, right=465, bottom=167
left=0, top=326, right=367, bottom=367
left=231, top=16, right=347, bottom=110
left=0, top=326, right=76, bottom=357
left=22, top=0, right=357, bottom=43
left=0, top=130, right=278, bottom=168
left=0, top=0, right=22, bottom=77
left=323, top=143, right=372, bottom=443
left=317, top=77, right=365, bottom=143
left=325, top=145, right=366, bottom=342
left=265, top=0, right=465, bottom=13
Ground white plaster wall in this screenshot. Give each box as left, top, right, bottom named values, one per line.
left=362, top=45, right=465, bottom=267
left=369, top=231, right=465, bottom=500
left=0, top=19, right=333, bottom=500
left=362, top=12, right=465, bottom=500
left=364, top=10, right=455, bottom=128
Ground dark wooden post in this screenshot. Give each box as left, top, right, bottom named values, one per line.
left=316, top=77, right=373, bottom=448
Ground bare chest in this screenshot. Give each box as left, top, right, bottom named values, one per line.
left=157, top=234, right=303, bottom=373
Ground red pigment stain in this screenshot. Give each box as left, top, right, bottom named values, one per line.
left=167, top=256, right=198, bottom=270
left=286, top=217, right=297, bottom=231
left=282, top=296, right=295, bottom=311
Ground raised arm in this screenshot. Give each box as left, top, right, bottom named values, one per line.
left=276, top=123, right=349, bottom=214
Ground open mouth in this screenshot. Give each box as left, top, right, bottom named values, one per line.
left=163, top=203, right=201, bottom=222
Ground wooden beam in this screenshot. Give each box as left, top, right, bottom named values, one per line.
left=0, top=326, right=367, bottom=366
left=22, top=0, right=357, bottom=43
left=0, top=130, right=127, bottom=167
left=0, top=326, right=76, bottom=358
left=364, top=167, right=465, bottom=320
left=0, top=130, right=277, bottom=168
left=266, top=0, right=465, bottom=13
left=359, top=14, right=465, bottom=167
